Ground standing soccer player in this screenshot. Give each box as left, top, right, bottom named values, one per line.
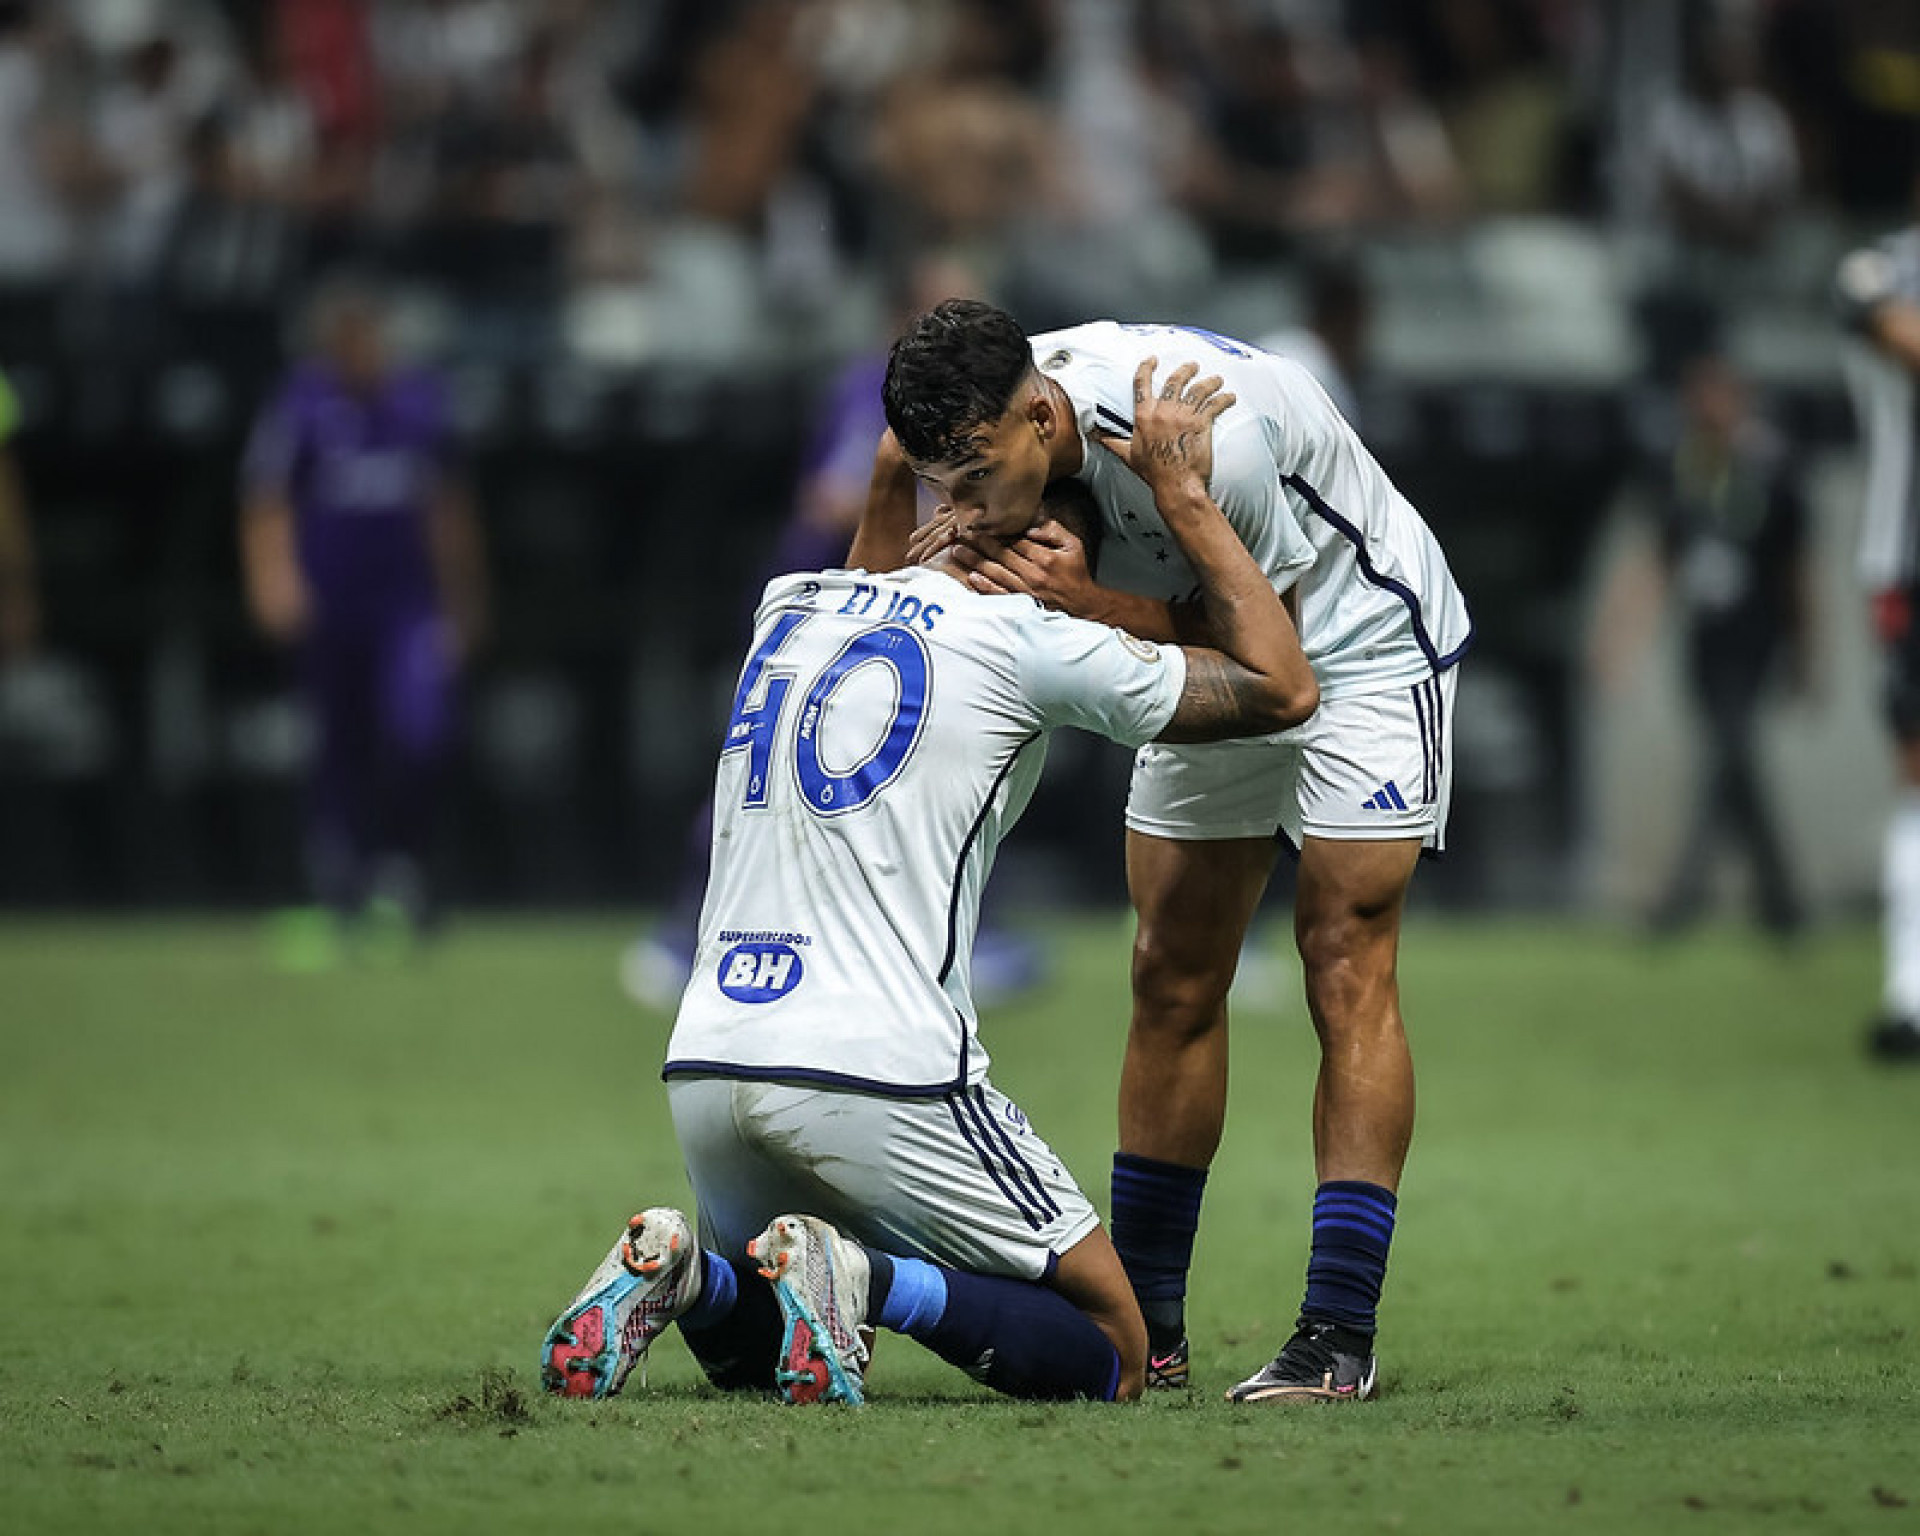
left=865, top=301, right=1471, bottom=1401
left=240, top=280, right=486, bottom=947
left=541, top=367, right=1319, bottom=1406
left=1837, top=180, right=1920, bottom=1062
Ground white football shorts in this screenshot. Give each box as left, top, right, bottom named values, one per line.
left=1126, top=667, right=1457, bottom=848
left=666, top=1076, right=1100, bottom=1280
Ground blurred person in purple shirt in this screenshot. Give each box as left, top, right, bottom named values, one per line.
left=240, top=278, right=486, bottom=951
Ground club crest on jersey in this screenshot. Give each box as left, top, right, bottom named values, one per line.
left=1118, top=633, right=1162, bottom=664
left=717, top=941, right=806, bottom=1003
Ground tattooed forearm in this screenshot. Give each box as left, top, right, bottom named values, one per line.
left=1160, top=653, right=1275, bottom=742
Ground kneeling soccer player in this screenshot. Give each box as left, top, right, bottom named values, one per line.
left=542, top=362, right=1318, bottom=1402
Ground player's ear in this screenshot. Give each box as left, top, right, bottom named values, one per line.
left=1027, top=391, right=1057, bottom=443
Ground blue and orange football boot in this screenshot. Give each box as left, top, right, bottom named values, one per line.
left=541, top=1207, right=701, bottom=1399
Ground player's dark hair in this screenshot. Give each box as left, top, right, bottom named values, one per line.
left=883, top=300, right=1033, bottom=464
left=1038, top=478, right=1104, bottom=577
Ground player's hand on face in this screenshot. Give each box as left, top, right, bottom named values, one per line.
left=955, top=517, right=1093, bottom=615
left=1093, top=357, right=1235, bottom=494
left=906, top=506, right=959, bottom=567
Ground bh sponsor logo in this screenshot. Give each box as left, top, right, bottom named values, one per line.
left=717, top=941, right=805, bottom=1003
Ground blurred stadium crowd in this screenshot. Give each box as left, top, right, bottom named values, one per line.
left=0, top=0, right=1917, bottom=914
left=0, top=0, right=1906, bottom=362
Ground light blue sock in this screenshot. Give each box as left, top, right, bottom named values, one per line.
left=875, top=1255, right=948, bottom=1333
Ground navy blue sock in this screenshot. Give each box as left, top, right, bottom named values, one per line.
left=1300, top=1180, right=1396, bottom=1336
left=1110, top=1152, right=1207, bottom=1338
left=678, top=1253, right=781, bottom=1392
left=678, top=1248, right=737, bottom=1331
left=868, top=1251, right=1120, bottom=1402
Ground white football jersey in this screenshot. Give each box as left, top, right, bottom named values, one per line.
left=664, top=565, right=1186, bottom=1096
left=1033, top=321, right=1472, bottom=698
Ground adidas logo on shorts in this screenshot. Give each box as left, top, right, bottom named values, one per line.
left=1360, top=780, right=1409, bottom=812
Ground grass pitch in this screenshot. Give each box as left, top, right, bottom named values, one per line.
left=0, top=914, right=1914, bottom=1534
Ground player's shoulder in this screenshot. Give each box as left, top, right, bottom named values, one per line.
left=1223, top=333, right=1326, bottom=395
left=996, top=589, right=1142, bottom=668
left=1006, top=602, right=1180, bottom=722
left=753, top=565, right=975, bottom=625
left=756, top=567, right=839, bottom=616
left=1092, top=319, right=1313, bottom=404
left=1031, top=320, right=1123, bottom=359
left=1209, top=352, right=1328, bottom=475
left=1031, top=322, right=1134, bottom=398
left=1036, top=319, right=1267, bottom=368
